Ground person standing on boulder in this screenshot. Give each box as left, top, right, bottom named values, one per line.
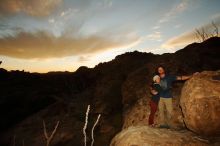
left=148, top=75, right=162, bottom=127
left=155, top=65, right=196, bottom=128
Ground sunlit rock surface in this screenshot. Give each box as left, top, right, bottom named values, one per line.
left=110, top=126, right=210, bottom=146
left=180, top=71, right=220, bottom=136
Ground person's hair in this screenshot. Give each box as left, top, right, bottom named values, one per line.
left=155, top=65, right=166, bottom=75
left=153, top=75, right=160, bottom=82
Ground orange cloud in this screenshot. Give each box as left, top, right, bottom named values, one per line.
left=161, top=31, right=196, bottom=49
left=161, top=20, right=220, bottom=50
left=0, top=0, right=62, bottom=17
left=0, top=30, right=140, bottom=59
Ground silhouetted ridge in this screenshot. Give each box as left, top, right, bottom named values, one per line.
left=0, top=37, right=219, bottom=146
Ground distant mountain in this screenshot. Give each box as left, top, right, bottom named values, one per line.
left=0, top=37, right=219, bottom=146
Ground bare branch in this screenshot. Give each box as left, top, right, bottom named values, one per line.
left=195, top=21, right=219, bottom=42
left=195, top=29, right=203, bottom=42
left=195, top=30, right=201, bottom=42
left=201, top=27, right=206, bottom=41
left=212, top=21, right=219, bottom=36
left=91, top=114, right=101, bottom=146
left=43, top=120, right=60, bottom=146
left=43, top=120, right=49, bottom=139
left=83, top=105, right=90, bottom=146
left=204, top=31, right=209, bottom=40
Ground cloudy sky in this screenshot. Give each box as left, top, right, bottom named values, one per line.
left=0, top=0, right=220, bottom=72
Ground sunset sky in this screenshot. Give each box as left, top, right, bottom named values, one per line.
left=0, top=0, right=220, bottom=73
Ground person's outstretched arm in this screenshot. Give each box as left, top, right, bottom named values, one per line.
left=176, top=72, right=199, bottom=81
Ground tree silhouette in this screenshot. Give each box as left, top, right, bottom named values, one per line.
left=195, top=21, right=219, bottom=42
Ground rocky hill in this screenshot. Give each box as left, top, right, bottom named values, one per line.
left=0, top=37, right=220, bottom=146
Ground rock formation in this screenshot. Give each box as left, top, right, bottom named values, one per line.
left=0, top=37, right=220, bottom=146
left=110, top=126, right=210, bottom=146
left=180, top=71, right=220, bottom=136
left=111, top=71, right=220, bottom=146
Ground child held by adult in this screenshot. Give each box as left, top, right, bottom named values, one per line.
left=148, top=75, right=162, bottom=127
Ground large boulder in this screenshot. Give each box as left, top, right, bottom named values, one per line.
left=180, top=71, right=220, bottom=136
left=110, top=126, right=210, bottom=146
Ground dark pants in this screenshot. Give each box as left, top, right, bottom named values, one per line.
left=148, top=100, right=158, bottom=125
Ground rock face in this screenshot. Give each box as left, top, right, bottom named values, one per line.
left=123, top=97, right=185, bottom=129
left=1, top=37, right=220, bottom=146
left=122, top=98, right=150, bottom=129
left=180, top=71, right=220, bottom=136
left=110, top=126, right=209, bottom=146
